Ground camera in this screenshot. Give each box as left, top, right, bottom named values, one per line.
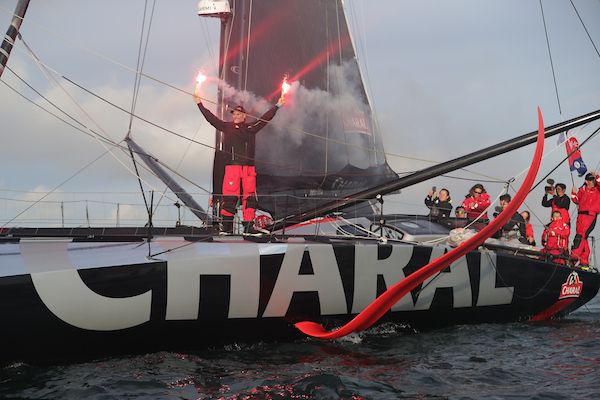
left=493, top=205, right=503, bottom=217
left=544, top=178, right=555, bottom=194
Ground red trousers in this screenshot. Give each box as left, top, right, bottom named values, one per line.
left=570, top=213, right=597, bottom=265
left=221, top=165, right=257, bottom=222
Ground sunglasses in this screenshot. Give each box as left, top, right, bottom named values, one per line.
left=474, top=190, right=482, bottom=194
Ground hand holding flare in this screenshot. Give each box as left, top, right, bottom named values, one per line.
left=277, top=78, right=290, bottom=108
left=193, top=71, right=207, bottom=104
left=294, top=107, right=547, bottom=339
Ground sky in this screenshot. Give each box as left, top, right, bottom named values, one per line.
left=0, top=0, right=599, bottom=242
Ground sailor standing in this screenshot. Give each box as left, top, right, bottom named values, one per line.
left=194, top=86, right=285, bottom=233
left=541, top=181, right=571, bottom=226
left=570, top=172, right=600, bottom=269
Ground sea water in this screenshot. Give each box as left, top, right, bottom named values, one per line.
left=1, top=297, right=599, bottom=399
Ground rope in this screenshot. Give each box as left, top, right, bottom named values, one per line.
left=2, top=64, right=212, bottom=197
left=126, top=0, right=157, bottom=216
left=569, top=0, right=600, bottom=60
left=0, top=6, right=428, bottom=166
left=1, top=55, right=212, bottom=223
left=539, top=0, right=563, bottom=116
left=1, top=149, right=115, bottom=228
left=529, top=125, right=600, bottom=193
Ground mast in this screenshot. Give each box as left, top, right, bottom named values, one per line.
left=270, top=108, right=600, bottom=231
left=197, top=0, right=234, bottom=218
left=0, top=0, right=30, bottom=78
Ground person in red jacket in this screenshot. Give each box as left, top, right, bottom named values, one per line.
left=570, top=172, right=600, bottom=268
left=462, top=184, right=491, bottom=219
left=520, top=211, right=536, bottom=246
left=541, top=210, right=570, bottom=264
left=194, top=86, right=284, bottom=233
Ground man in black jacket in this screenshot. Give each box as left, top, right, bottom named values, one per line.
left=194, top=87, right=284, bottom=233
left=424, top=188, right=453, bottom=219
left=493, top=194, right=528, bottom=242
left=541, top=182, right=571, bottom=226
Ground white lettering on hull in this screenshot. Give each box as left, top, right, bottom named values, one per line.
left=352, top=245, right=513, bottom=312
left=263, top=244, right=347, bottom=317
left=21, top=240, right=151, bottom=331
left=351, top=243, right=413, bottom=313
left=407, top=248, right=473, bottom=310
left=476, top=251, right=514, bottom=306
left=165, top=242, right=260, bottom=319
left=20, top=240, right=516, bottom=331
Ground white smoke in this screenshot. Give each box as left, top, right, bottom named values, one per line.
left=217, top=62, right=382, bottom=173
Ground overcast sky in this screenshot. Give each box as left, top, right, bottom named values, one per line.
left=0, top=0, right=599, bottom=236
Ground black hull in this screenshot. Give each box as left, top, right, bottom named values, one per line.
left=0, top=235, right=598, bottom=363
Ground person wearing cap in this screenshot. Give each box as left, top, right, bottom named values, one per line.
left=570, top=172, right=600, bottom=269
left=193, top=86, right=285, bottom=233
left=541, top=182, right=571, bottom=226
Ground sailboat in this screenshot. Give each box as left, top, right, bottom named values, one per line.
left=0, top=0, right=599, bottom=362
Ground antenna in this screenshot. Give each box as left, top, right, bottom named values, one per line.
left=197, top=0, right=232, bottom=18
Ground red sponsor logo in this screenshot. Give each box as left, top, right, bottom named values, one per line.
left=342, top=112, right=371, bottom=135
left=559, top=271, right=583, bottom=300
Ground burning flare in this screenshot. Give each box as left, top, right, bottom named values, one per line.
left=195, top=71, right=207, bottom=85
left=281, top=77, right=291, bottom=95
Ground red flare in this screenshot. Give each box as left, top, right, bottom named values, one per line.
left=195, top=71, right=207, bottom=85
left=282, top=80, right=291, bottom=95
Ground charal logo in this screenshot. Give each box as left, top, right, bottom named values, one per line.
left=559, top=271, right=583, bottom=300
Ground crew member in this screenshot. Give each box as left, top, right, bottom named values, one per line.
left=542, top=182, right=571, bottom=226
left=455, top=206, right=467, bottom=218
left=541, top=210, right=570, bottom=264
left=462, top=184, right=491, bottom=219
left=493, top=194, right=527, bottom=242
left=194, top=86, right=285, bottom=233
left=424, top=187, right=452, bottom=219
left=570, top=172, right=600, bottom=269
left=520, top=210, right=536, bottom=246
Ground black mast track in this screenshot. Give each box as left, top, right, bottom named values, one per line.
left=270, top=108, right=600, bottom=231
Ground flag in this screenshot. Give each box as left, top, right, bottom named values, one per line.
left=557, top=130, right=566, bottom=145
left=565, top=136, right=588, bottom=177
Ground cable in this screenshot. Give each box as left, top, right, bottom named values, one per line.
left=539, top=0, right=563, bottom=116
left=126, top=0, right=157, bottom=216
left=569, top=0, right=600, bottom=60
left=1, top=148, right=115, bottom=228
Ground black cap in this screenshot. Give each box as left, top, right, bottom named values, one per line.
left=585, top=173, right=595, bottom=181
left=230, top=105, right=246, bottom=113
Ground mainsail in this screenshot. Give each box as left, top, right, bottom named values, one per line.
left=212, top=0, right=397, bottom=220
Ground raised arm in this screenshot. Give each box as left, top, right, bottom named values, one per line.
left=248, top=95, right=285, bottom=133
left=194, top=86, right=225, bottom=131
left=541, top=194, right=553, bottom=207
left=248, top=105, right=280, bottom=133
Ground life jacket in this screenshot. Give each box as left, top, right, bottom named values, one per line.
left=542, top=218, right=570, bottom=250
left=462, top=193, right=491, bottom=219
